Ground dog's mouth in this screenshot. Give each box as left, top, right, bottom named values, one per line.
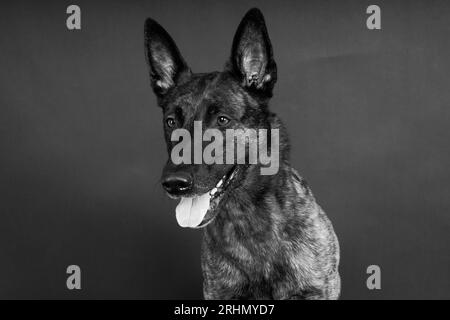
left=175, top=166, right=239, bottom=229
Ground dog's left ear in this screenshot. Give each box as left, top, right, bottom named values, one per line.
left=227, top=8, right=277, bottom=97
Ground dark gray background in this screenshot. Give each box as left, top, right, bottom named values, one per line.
left=0, top=0, right=449, bottom=299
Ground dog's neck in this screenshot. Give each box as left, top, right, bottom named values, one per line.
left=204, top=161, right=309, bottom=246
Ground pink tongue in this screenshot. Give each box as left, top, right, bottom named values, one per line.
left=175, top=193, right=211, bottom=228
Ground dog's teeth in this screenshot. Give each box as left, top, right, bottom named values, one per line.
left=216, top=179, right=223, bottom=188
left=210, top=188, right=218, bottom=196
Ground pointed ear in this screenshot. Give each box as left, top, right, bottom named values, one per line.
left=227, top=8, right=277, bottom=97
left=144, top=18, right=191, bottom=97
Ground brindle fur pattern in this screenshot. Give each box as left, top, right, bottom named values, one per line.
left=144, top=8, right=340, bottom=300
left=202, top=165, right=340, bottom=300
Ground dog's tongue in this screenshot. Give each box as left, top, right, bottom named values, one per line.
left=176, top=193, right=211, bottom=228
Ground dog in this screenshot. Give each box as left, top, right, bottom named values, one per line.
left=144, top=8, right=340, bottom=300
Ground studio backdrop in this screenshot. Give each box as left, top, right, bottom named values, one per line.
left=0, top=0, right=449, bottom=299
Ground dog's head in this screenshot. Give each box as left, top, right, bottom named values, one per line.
left=144, top=8, right=277, bottom=228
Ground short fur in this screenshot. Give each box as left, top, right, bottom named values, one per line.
left=144, top=8, right=340, bottom=300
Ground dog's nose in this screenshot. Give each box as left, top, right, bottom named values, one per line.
left=162, top=173, right=193, bottom=195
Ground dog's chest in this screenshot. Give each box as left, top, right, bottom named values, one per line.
left=203, top=217, right=301, bottom=279
left=202, top=236, right=304, bottom=299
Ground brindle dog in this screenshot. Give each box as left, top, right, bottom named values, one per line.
left=144, top=8, right=340, bottom=300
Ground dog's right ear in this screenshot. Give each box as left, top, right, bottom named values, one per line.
left=144, top=18, right=191, bottom=97
left=226, top=8, right=277, bottom=98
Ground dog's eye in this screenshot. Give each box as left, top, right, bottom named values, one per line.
left=166, top=117, right=176, bottom=128
left=217, top=116, right=230, bottom=126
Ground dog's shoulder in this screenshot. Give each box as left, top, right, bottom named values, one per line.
left=289, top=167, right=337, bottom=241
left=289, top=168, right=340, bottom=271
left=290, top=168, right=312, bottom=198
